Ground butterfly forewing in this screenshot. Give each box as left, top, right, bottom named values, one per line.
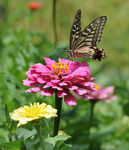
left=91, top=16, right=107, bottom=46
left=70, top=9, right=82, bottom=49
left=72, top=16, right=107, bottom=50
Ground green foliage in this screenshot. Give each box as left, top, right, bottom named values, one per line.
left=0, top=0, right=129, bottom=149
left=45, top=135, right=71, bottom=149
left=16, top=128, right=37, bottom=141
left=0, top=140, right=24, bottom=150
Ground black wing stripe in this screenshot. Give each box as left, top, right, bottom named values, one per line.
left=70, top=9, right=82, bottom=49
left=92, top=16, right=107, bottom=46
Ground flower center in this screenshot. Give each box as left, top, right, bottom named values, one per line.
left=51, top=63, right=69, bottom=75
left=94, top=84, right=101, bottom=90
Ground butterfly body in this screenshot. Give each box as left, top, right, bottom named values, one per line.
left=68, top=9, right=107, bottom=61
left=68, top=46, right=106, bottom=60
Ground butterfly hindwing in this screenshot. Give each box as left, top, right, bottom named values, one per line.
left=72, top=16, right=107, bottom=50
left=70, top=9, right=82, bottom=49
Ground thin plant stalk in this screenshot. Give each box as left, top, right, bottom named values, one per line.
left=35, top=124, right=45, bottom=150
left=53, top=92, right=62, bottom=136
left=0, top=0, right=10, bottom=49
left=52, top=0, right=57, bottom=46
left=5, top=104, right=12, bottom=141
left=88, top=101, right=96, bottom=150
left=89, top=101, right=96, bottom=128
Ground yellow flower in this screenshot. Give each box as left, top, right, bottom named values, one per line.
left=11, top=102, right=57, bottom=127
left=58, top=130, right=67, bottom=135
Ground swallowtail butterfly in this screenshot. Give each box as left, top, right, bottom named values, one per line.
left=67, top=9, right=107, bottom=61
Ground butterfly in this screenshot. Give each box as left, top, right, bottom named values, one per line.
left=67, top=9, right=107, bottom=61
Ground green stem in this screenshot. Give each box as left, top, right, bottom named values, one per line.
left=9, top=132, right=12, bottom=141
left=35, top=124, right=45, bottom=150
left=0, top=0, right=10, bottom=50
left=88, top=101, right=96, bottom=150
left=53, top=92, right=62, bottom=136
left=4, top=0, right=9, bottom=20
left=52, top=0, right=57, bottom=46
left=89, top=101, right=96, bottom=127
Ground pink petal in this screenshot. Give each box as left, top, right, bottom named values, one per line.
left=68, top=61, right=80, bottom=70
left=83, top=93, right=95, bottom=100
left=44, top=82, right=63, bottom=91
left=58, top=58, right=71, bottom=65
left=37, top=77, right=46, bottom=84
left=32, top=63, right=43, bottom=68
left=72, top=67, right=91, bottom=77
left=104, top=96, right=117, bottom=101
left=98, top=87, right=115, bottom=99
left=101, top=86, right=114, bottom=95
left=98, top=94, right=109, bottom=99
left=71, top=61, right=89, bottom=72
left=59, top=81, right=71, bottom=86
left=43, top=57, right=56, bottom=69
left=49, top=74, right=59, bottom=80
left=64, top=93, right=77, bottom=106
left=41, top=89, right=54, bottom=96
left=35, top=65, right=50, bottom=73
left=78, top=61, right=89, bottom=67
left=23, top=80, right=38, bottom=86
left=51, top=80, right=60, bottom=83
left=28, top=63, right=45, bottom=73
left=63, top=63, right=91, bottom=80
left=59, top=82, right=68, bottom=86
left=58, top=59, right=86, bottom=73
left=58, top=58, right=79, bottom=71
left=74, top=62, right=90, bottom=74
left=46, top=82, right=54, bottom=87
left=57, top=90, right=67, bottom=97
left=52, top=86, right=63, bottom=91
left=26, top=71, right=36, bottom=80
left=74, top=88, right=88, bottom=95
left=26, top=87, right=43, bottom=93
left=79, top=82, right=97, bottom=91
left=68, top=85, right=78, bottom=90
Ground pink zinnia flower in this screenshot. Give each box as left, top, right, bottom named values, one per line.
left=83, top=84, right=117, bottom=102
left=23, top=57, right=96, bottom=106
left=27, top=2, right=42, bottom=11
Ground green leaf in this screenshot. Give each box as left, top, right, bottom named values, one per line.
left=0, top=137, right=7, bottom=144
left=45, top=135, right=71, bottom=146
left=16, top=128, right=37, bottom=141
left=0, top=104, right=6, bottom=123
left=69, top=144, right=89, bottom=150
left=45, top=143, right=54, bottom=150
left=0, top=140, right=24, bottom=150
left=123, top=102, right=129, bottom=116
left=56, top=143, right=72, bottom=150
left=5, top=104, right=11, bottom=126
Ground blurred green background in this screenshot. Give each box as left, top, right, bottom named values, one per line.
left=0, top=0, right=129, bottom=150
